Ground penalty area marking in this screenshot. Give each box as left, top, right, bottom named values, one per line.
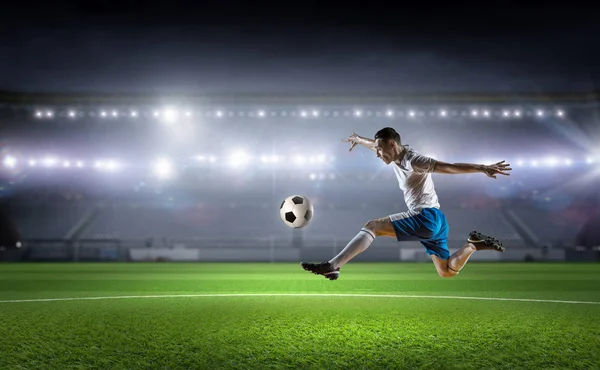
left=0, top=293, right=599, bottom=305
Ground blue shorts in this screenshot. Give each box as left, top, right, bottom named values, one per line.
left=389, top=207, right=450, bottom=260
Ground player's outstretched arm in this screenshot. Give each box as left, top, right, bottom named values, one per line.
left=433, top=160, right=512, bottom=179
left=342, top=132, right=376, bottom=152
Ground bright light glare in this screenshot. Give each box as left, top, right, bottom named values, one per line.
left=106, top=160, right=120, bottom=171
left=154, top=158, right=173, bottom=179
left=545, top=157, right=558, bottom=166
left=43, top=157, right=57, bottom=167
left=293, top=155, right=306, bottom=165
left=3, top=156, right=17, bottom=168
left=163, top=109, right=179, bottom=123
left=229, top=150, right=250, bottom=167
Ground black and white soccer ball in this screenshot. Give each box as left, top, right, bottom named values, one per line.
left=279, top=195, right=314, bottom=228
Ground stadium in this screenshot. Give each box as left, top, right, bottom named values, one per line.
left=1, top=2, right=599, bottom=369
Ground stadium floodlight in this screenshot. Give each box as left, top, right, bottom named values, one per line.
left=76, top=161, right=84, bottom=168
left=516, top=159, right=525, bottom=166
left=3, top=156, right=17, bottom=168
left=587, top=157, right=595, bottom=164
left=68, top=111, right=76, bottom=118
left=408, top=110, right=415, bottom=118
left=229, top=150, right=250, bottom=168
left=185, top=111, right=192, bottom=117
left=46, top=111, right=53, bottom=117
left=440, top=110, right=447, bottom=117
left=257, top=110, right=265, bottom=117
left=300, top=110, right=308, bottom=118
left=536, top=110, right=544, bottom=117
left=35, top=111, right=43, bottom=117
left=28, top=159, right=36, bottom=167
left=317, top=154, right=326, bottom=163
left=216, top=110, right=223, bottom=118
left=565, top=158, right=572, bottom=166
left=514, top=110, right=521, bottom=117
left=154, top=158, right=173, bottom=179
left=100, top=111, right=107, bottom=117
left=557, top=110, right=564, bottom=117
left=208, top=156, right=216, bottom=163
left=354, top=110, right=362, bottom=117
left=312, top=110, right=319, bottom=117
left=545, top=157, right=558, bottom=167
left=293, top=155, right=306, bottom=165
left=112, top=111, right=118, bottom=117
left=163, top=109, right=179, bottom=123
left=153, top=111, right=160, bottom=117
left=94, top=160, right=104, bottom=169
left=309, top=173, right=317, bottom=180
left=471, top=110, right=478, bottom=117
left=63, top=161, right=71, bottom=168
left=260, top=155, right=269, bottom=163
left=106, top=160, right=120, bottom=171
left=43, top=157, right=57, bottom=167
left=131, top=111, right=138, bottom=117
left=531, top=160, right=538, bottom=167
left=270, top=155, right=280, bottom=163
left=386, top=110, right=394, bottom=117
left=483, top=110, right=490, bottom=117
left=503, top=110, right=510, bottom=117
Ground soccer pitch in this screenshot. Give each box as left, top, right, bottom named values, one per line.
left=1, top=263, right=599, bottom=369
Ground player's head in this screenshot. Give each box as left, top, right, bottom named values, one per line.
left=374, top=127, right=402, bottom=164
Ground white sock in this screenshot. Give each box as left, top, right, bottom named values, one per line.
left=328, top=228, right=376, bottom=269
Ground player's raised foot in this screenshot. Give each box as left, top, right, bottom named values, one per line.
left=468, top=231, right=505, bottom=252
left=300, top=261, right=340, bottom=280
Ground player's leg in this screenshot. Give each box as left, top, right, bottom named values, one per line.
left=300, top=216, right=397, bottom=280
left=431, top=231, right=505, bottom=278
left=429, top=242, right=475, bottom=278
left=328, top=216, right=396, bottom=268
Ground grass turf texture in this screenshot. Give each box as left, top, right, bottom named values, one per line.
left=1, top=262, right=599, bottom=369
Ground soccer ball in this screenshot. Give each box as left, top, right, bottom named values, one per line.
left=279, top=195, right=314, bottom=228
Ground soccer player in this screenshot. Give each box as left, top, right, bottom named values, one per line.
left=301, top=127, right=512, bottom=280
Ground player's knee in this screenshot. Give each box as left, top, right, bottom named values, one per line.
left=364, top=219, right=380, bottom=232
left=438, top=270, right=456, bottom=278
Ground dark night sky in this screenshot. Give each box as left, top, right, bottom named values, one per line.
left=1, top=0, right=598, bottom=94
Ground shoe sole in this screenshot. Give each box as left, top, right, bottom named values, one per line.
left=300, top=262, right=340, bottom=280
left=468, top=231, right=505, bottom=252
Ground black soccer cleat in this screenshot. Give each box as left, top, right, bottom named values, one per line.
left=300, top=261, right=340, bottom=280
left=468, top=231, right=505, bottom=252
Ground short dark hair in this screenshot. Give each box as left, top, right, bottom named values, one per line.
left=374, top=127, right=401, bottom=145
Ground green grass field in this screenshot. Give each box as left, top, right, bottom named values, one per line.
left=1, top=262, right=599, bottom=369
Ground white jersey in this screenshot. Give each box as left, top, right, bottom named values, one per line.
left=391, top=145, right=441, bottom=211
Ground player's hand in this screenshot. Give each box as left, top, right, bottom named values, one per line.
left=342, top=132, right=361, bottom=151
left=482, top=160, right=512, bottom=179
